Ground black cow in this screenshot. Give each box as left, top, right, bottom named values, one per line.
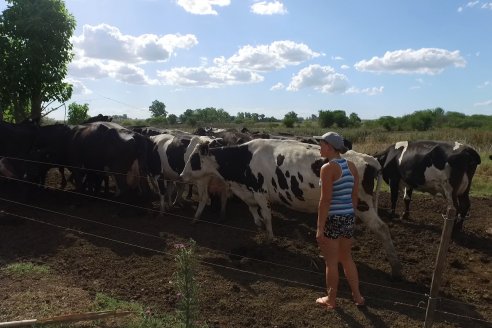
left=29, top=122, right=158, bottom=198
left=0, top=119, right=39, bottom=179
left=375, top=140, right=481, bottom=233
left=82, top=114, right=112, bottom=124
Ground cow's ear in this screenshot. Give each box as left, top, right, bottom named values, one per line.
left=199, top=142, right=210, bottom=155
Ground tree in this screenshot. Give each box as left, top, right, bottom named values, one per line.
left=167, top=114, right=178, bottom=125
left=318, top=110, right=335, bottom=128
left=0, top=0, right=76, bottom=122
left=348, top=112, right=361, bottom=127
left=67, top=102, right=89, bottom=124
left=283, top=111, right=298, bottom=128
left=149, top=100, right=167, bottom=118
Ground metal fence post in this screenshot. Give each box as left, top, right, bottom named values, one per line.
left=424, top=207, right=456, bottom=328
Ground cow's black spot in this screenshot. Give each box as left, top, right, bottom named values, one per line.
left=276, top=154, right=285, bottom=166
left=290, top=176, right=304, bottom=200
left=166, top=138, right=190, bottom=174
left=309, top=182, right=316, bottom=188
left=271, top=177, right=278, bottom=191
left=361, top=164, right=376, bottom=196
left=212, top=145, right=264, bottom=192
left=297, top=172, right=303, bottom=183
left=285, top=191, right=292, bottom=201
left=190, top=153, right=201, bottom=171
left=357, top=200, right=369, bottom=212
left=275, top=167, right=289, bottom=190
left=311, top=159, right=325, bottom=178
left=285, top=170, right=290, bottom=178
left=279, top=193, right=290, bottom=205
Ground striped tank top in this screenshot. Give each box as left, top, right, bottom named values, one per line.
left=324, top=158, right=355, bottom=215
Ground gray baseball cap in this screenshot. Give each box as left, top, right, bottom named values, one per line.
left=313, top=132, right=348, bottom=153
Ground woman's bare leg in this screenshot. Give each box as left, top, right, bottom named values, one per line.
left=339, top=237, right=364, bottom=304
left=318, top=238, right=340, bottom=308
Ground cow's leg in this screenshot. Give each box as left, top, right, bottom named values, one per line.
left=155, top=175, right=166, bottom=214
left=401, top=187, right=413, bottom=220
left=356, top=205, right=402, bottom=278
left=171, top=182, right=186, bottom=207
left=389, top=178, right=400, bottom=218
left=219, top=189, right=228, bottom=222
left=252, top=194, right=273, bottom=240
left=59, top=167, right=67, bottom=189
left=186, top=184, right=194, bottom=199
left=192, top=181, right=209, bottom=223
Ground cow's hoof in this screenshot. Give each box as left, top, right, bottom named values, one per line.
left=400, top=212, right=410, bottom=220
left=390, top=263, right=404, bottom=281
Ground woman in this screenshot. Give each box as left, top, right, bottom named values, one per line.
left=313, top=132, right=364, bottom=310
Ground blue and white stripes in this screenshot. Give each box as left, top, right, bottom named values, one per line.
left=325, top=158, right=355, bottom=215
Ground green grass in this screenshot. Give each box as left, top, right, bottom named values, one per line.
left=3, top=262, right=51, bottom=275
left=92, top=293, right=178, bottom=328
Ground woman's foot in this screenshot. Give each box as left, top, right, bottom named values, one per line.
left=353, top=296, right=365, bottom=307
left=316, top=296, right=336, bottom=309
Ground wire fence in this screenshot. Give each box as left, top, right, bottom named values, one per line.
left=0, top=156, right=491, bottom=325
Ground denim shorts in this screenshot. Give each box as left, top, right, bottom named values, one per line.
left=324, top=214, right=355, bottom=239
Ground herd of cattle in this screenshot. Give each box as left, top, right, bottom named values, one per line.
left=0, top=116, right=483, bottom=277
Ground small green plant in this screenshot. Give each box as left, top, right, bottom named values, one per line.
left=173, top=240, right=203, bottom=328
left=3, top=262, right=51, bottom=275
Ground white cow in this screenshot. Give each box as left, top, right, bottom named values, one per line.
left=180, top=139, right=402, bottom=277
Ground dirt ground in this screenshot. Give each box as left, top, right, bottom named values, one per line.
left=0, top=172, right=491, bottom=328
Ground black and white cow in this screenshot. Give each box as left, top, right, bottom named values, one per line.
left=375, top=140, right=481, bottom=232
left=180, top=139, right=402, bottom=277
left=150, top=133, right=227, bottom=220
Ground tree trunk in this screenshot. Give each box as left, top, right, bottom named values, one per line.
left=30, top=92, right=42, bottom=122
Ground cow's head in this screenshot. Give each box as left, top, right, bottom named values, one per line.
left=180, top=142, right=218, bottom=182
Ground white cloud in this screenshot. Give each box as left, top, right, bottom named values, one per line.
left=478, top=81, right=490, bottom=88
left=345, top=86, right=384, bottom=96
left=287, top=64, right=349, bottom=93
left=72, top=24, right=198, bottom=63
left=66, top=78, right=92, bottom=96
left=474, top=99, right=492, bottom=106
left=458, top=1, right=492, bottom=11
left=270, top=82, right=285, bottom=90
left=69, top=58, right=159, bottom=85
left=354, top=48, right=466, bottom=75
left=176, top=0, right=230, bottom=15
left=331, top=56, right=344, bottom=61
left=227, top=40, right=320, bottom=71
left=156, top=40, right=319, bottom=87
left=250, top=1, right=287, bottom=15
left=340, top=64, right=350, bottom=70
left=157, top=65, right=264, bottom=87
left=482, top=2, right=492, bottom=9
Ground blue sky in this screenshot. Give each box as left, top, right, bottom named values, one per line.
left=1, top=0, right=491, bottom=120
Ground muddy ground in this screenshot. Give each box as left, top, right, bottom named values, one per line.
left=0, top=172, right=491, bottom=328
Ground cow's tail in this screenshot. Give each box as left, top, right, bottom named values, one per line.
left=374, top=169, right=382, bottom=209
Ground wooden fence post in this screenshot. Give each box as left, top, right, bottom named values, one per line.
left=423, top=207, right=456, bottom=328
left=0, top=310, right=134, bottom=327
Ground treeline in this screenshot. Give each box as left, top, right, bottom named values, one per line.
left=110, top=106, right=491, bottom=132
left=367, top=107, right=492, bottom=131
